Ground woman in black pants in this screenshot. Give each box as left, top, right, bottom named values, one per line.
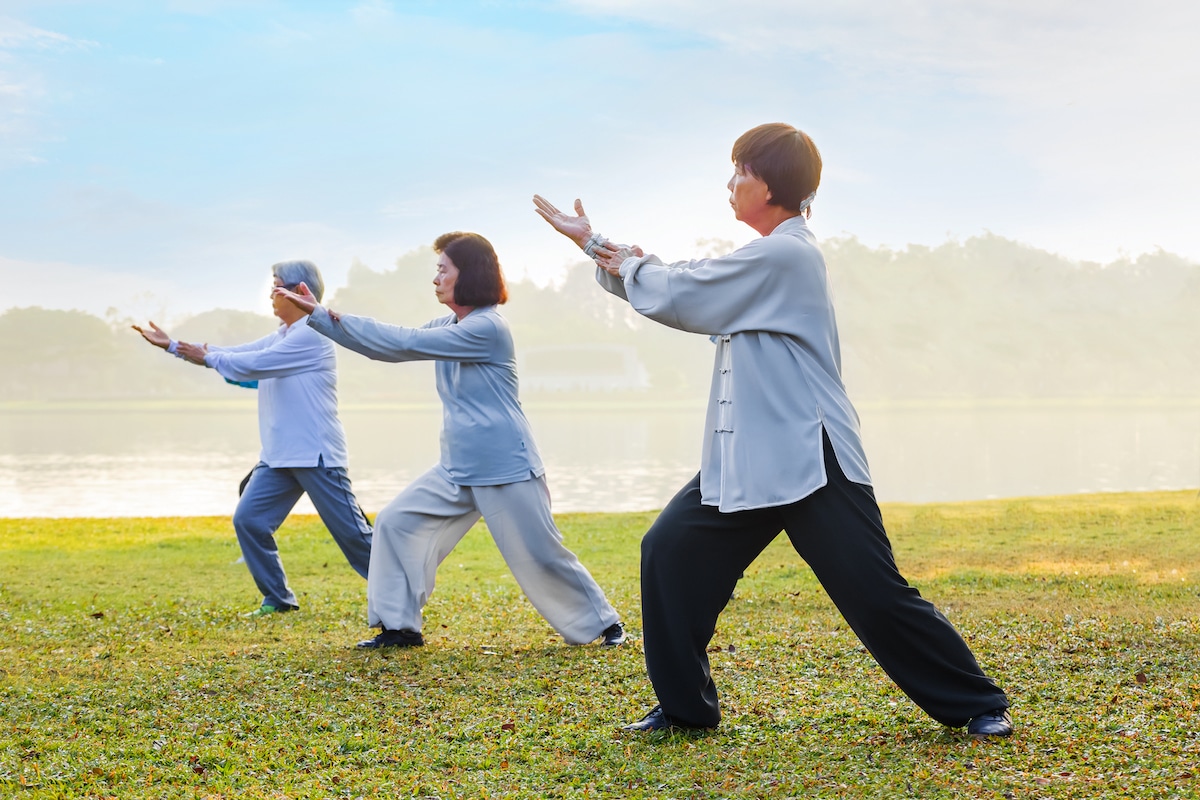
left=533, top=122, right=1012, bottom=736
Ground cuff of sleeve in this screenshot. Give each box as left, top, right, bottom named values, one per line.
left=582, top=232, right=609, bottom=259
left=167, top=339, right=179, bottom=355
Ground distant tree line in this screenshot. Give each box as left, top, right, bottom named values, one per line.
left=2, top=234, right=1197, bottom=404
left=827, top=235, right=1200, bottom=400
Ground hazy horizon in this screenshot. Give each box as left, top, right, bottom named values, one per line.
left=5, top=231, right=1198, bottom=411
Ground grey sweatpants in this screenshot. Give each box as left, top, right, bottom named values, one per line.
left=367, top=468, right=619, bottom=644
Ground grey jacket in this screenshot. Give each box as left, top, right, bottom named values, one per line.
left=597, top=215, right=872, bottom=512
left=308, top=305, right=544, bottom=486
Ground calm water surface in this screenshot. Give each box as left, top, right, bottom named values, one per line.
left=1, top=404, right=1197, bottom=518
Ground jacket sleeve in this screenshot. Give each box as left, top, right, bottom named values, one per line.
left=594, top=265, right=629, bottom=301
left=206, top=331, right=278, bottom=355
left=204, top=325, right=327, bottom=382
left=307, top=306, right=495, bottom=363
left=619, top=236, right=814, bottom=336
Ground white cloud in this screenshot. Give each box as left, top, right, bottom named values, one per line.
left=0, top=17, right=97, bottom=169
left=0, top=16, right=95, bottom=51
left=561, top=2, right=1194, bottom=77
left=553, top=0, right=1200, bottom=262
left=583, top=4, right=1192, bottom=114
left=558, top=3, right=1195, bottom=123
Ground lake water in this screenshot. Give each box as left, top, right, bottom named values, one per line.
left=1, top=403, right=1198, bottom=518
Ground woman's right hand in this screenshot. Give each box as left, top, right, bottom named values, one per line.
left=273, top=282, right=320, bottom=315
left=532, top=195, right=592, bottom=250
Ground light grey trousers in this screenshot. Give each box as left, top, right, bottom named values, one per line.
left=367, top=468, right=619, bottom=644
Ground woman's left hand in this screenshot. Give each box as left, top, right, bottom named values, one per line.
left=176, top=341, right=208, bottom=364
left=594, top=242, right=644, bottom=276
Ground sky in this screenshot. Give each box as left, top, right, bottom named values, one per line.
left=1, top=0, right=1197, bottom=322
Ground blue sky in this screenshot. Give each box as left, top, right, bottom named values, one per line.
left=2, top=0, right=1197, bottom=321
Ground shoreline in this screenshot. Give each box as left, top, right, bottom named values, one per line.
left=3, top=487, right=1198, bottom=524
left=4, top=395, right=1200, bottom=413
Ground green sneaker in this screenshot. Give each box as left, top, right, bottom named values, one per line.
left=243, top=604, right=291, bottom=619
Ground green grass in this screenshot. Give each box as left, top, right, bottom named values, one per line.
left=2, top=491, right=1199, bottom=799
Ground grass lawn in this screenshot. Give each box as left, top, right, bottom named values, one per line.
left=2, top=491, right=1199, bottom=799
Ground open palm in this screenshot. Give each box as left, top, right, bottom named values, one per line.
left=532, top=195, right=592, bottom=248
left=132, top=321, right=171, bottom=349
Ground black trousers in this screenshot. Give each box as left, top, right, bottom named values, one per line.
left=640, top=433, right=1009, bottom=728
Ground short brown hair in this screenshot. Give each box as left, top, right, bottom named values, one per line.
left=731, top=123, right=822, bottom=214
left=433, top=232, right=508, bottom=307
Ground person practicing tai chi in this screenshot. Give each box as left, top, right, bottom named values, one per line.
left=274, top=231, right=626, bottom=650
left=133, top=260, right=373, bottom=618
left=533, top=122, right=1012, bottom=736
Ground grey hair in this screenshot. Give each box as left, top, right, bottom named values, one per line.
left=271, top=260, right=324, bottom=302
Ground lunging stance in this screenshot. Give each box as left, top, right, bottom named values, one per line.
left=134, top=260, right=372, bottom=617
left=534, top=123, right=1012, bottom=736
left=275, top=232, right=626, bottom=649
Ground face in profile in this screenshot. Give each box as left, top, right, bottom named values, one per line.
left=433, top=252, right=460, bottom=306
left=271, top=276, right=295, bottom=321
left=727, top=163, right=771, bottom=225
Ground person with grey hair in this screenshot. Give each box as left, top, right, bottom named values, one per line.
left=133, top=260, right=373, bottom=618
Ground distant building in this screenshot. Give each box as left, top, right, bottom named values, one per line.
left=519, top=344, right=650, bottom=393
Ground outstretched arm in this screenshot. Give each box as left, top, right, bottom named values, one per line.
left=132, top=321, right=209, bottom=366
left=307, top=306, right=496, bottom=364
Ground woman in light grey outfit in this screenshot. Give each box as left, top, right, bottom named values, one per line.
left=276, top=232, right=625, bottom=649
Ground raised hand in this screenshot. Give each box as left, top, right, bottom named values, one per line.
left=274, top=282, right=319, bottom=315
left=131, top=321, right=171, bottom=349
left=532, top=195, right=593, bottom=249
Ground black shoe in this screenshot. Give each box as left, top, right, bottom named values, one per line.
left=600, top=622, right=627, bottom=647
left=356, top=628, right=424, bottom=649
left=621, top=705, right=709, bottom=733
left=966, top=708, right=1013, bottom=737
